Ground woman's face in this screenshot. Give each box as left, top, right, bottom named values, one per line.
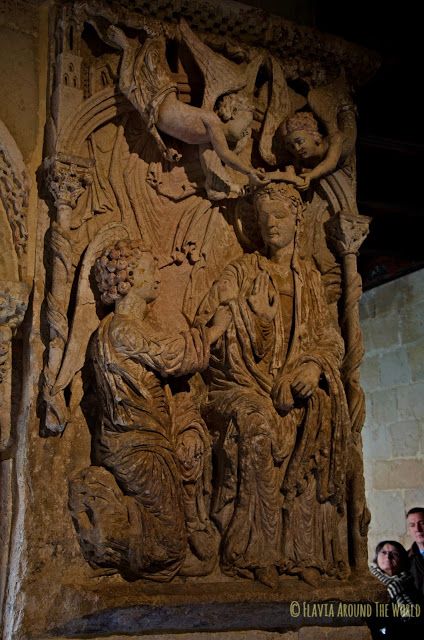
left=257, top=196, right=297, bottom=251
left=376, top=544, right=402, bottom=576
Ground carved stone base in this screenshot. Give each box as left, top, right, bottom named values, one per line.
left=26, top=575, right=384, bottom=638
left=53, top=629, right=372, bottom=640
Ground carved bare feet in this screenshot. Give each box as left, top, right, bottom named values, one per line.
left=255, top=565, right=279, bottom=588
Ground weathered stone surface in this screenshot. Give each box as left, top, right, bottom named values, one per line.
left=0, top=0, right=381, bottom=637
left=0, top=0, right=40, bottom=162
left=364, top=491, right=406, bottom=539
left=373, top=460, right=424, bottom=490
left=379, top=349, right=411, bottom=387
left=362, top=424, right=392, bottom=460
left=369, top=388, right=398, bottom=426
left=360, top=354, right=380, bottom=392
left=400, top=300, right=424, bottom=344
left=396, top=382, right=424, bottom=420
left=362, top=314, right=399, bottom=353
left=389, top=419, right=421, bottom=457
left=407, top=338, right=424, bottom=382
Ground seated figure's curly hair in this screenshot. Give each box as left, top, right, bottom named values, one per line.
left=94, top=239, right=152, bottom=305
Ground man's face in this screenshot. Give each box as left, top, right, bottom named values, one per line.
left=257, top=196, right=297, bottom=251
left=131, top=253, right=161, bottom=303
left=407, top=511, right=424, bottom=549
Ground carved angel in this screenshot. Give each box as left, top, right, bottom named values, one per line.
left=102, top=19, right=273, bottom=200
left=267, top=75, right=357, bottom=191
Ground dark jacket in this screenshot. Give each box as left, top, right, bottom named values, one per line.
left=409, top=543, right=424, bottom=597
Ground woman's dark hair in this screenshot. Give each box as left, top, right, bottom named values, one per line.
left=373, top=540, right=409, bottom=572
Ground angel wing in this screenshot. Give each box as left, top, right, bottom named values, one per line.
left=258, top=56, right=291, bottom=166
left=51, top=222, right=129, bottom=397
left=179, top=18, right=264, bottom=111
left=307, top=73, right=355, bottom=139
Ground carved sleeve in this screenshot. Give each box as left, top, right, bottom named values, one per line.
left=111, top=316, right=210, bottom=377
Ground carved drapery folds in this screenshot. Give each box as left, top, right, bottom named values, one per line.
left=40, top=0, right=377, bottom=589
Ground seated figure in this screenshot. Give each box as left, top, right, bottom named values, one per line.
left=197, top=182, right=351, bottom=587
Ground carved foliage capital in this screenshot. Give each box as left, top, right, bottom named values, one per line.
left=0, top=280, right=29, bottom=384
left=0, top=280, right=29, bottom=330
left=45, top=154, right=94, bottom=209
left=326, top=211, right=371, bottom=257
left=0, top=121, right=29, bottom=260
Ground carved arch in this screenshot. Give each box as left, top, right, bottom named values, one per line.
left=57, top=88, right=132, bottom=155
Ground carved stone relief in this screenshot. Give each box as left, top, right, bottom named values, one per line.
left=0, top=118, right=31, bottom=634
left=0, top=119, right=30, bottom=452
left=35, top=0, right=376, bottom=607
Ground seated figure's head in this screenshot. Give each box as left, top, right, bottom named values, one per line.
left=253, top=182, right=303, bottom=252
left=373, top=540, right=408, bottom=576
left=95, top=239, right=160, bottom=306
left=284, top=111, right=325, bottom=162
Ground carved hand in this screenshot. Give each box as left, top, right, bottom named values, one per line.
left=248, top=271, right=276, bottom=322
left=290, top=361, right=321, bottom=399
left=298, top=171, right=312, bottom=191
left=248, top=168, right=270, bottom=187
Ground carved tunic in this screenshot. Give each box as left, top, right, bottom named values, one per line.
left=89, top=311, right=210, bottom=580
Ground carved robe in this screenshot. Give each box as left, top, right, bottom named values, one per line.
left=73, top=311, right=210, bottom=581
left=198, top=251, right=350, bottom=577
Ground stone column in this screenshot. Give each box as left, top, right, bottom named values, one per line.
left=327, top=210, right=371, bottom=572
left=43, top=153, right=93, bottom=434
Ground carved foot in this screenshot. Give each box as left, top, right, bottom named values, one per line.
left=189, top=528, right=216, bottom=561
left=300, top=567, right=321, bottom=587
left=255, top=565, right=279, bottom=589
left=179, top=527, right=219, bottom=577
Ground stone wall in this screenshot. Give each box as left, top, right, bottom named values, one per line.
left=361, top=268, right=424, bottom=557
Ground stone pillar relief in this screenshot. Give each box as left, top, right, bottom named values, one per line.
left=1, top=1, right=384, bottom=637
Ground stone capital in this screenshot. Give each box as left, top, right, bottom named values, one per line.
left=45, top=153, right=94, bottom=209
left=326, top=210, right=371, bottom=257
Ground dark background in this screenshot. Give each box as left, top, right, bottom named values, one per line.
left=242, top=0, right=423, bottom=289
